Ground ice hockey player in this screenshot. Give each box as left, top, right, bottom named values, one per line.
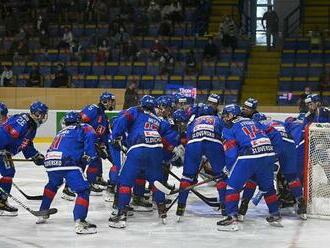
left=304, top=94, right=330, bottom=124
left=78, top=92, right=115, bottom=196
left=239, top=113, right=307, bottom=220
left=0, top=101, right=48, bottom=216
left=241, top=97, right=259, bottom=119
left=217, top=104, right=281, bottom=231
left=207, top=94, right=222, bottom=115
left=108, top=95, right=174, bottom=228
left=37, top=111, right=98, bottom=234
left=0, top=102, right=8, bottom=124
left=176, top=104, right=226, bottom=222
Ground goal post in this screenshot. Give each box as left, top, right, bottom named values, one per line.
left=304, top=123, right=330, bottom=219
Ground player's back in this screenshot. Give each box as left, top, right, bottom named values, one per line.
left=187, top=115, right=223, bottom=143
left=230, top=117, right=273, bottom=155
left=0, top=113, right=37, bottom=153
left=81, top=104, right=109, bottom=138
left=46, top=123, right=96, bottom=167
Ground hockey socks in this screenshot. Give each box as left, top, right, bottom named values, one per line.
left=74, top=191, right=89, bottom=221
left=0, top=176, right=13, bottom=196
left=264, top=190, right=280, bottom=215
left=224, top=188, right=240, bottom=216
left=178, top=177, right=193, bottom=205
left=241, top=180, right=257, bottom=202
left=40, top=185, right=57, bottom=211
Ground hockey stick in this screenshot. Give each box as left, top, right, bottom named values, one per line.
left=12, top=183, right=43, bottom=200
left=167, top=170, right=219, bottom=205
left=154, top=175, right=222, bottom=195
left=9, top=158, right=33, bottom=162
left=165, top=195, right=179, bottom=213
left=0, top=187, right=57, bottom=217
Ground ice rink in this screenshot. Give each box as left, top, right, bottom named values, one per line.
left=1, top=143, right=330, bottom=248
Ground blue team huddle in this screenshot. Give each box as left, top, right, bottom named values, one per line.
left=0, top=92, right=329, bottom=234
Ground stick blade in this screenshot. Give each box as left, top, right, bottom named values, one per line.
left=33, top=208, right=58, bottom=217
left=154, top=181, right=172, bottom=195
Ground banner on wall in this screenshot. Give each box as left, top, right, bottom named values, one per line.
left=55, top=111, right=120, bottom=132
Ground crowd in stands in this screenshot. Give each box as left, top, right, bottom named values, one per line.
left=0, top=0, right=246, bottom=90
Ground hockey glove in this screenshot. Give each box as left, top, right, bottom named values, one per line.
left=32, top=153, right=45, bottom=166
left=110, top=138, right=122, bottom=150
left=95, top=143, right=109, bottom=160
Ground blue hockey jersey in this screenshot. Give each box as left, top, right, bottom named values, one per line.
left=111, top=107, right=174, bottom=152
left=222, top=117, right=275, bottom=169
left=44, top=123, right=97, bottom=171
left=0, top=113, right=39, bottom=157
left=80, top=104, right=109, bottom=144
left=186, top=115, right=224, bottom=144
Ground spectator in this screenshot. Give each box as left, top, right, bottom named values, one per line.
left=160, top=49, right=175, bottom=74
left=96, top=39, right=111, bottom=62
left=150, top=39, right=167, bottom=59
left=119, top=0, right=134, bottom=21
left=192, top=0, right=211, bottom=35
left=13, top=40, right=29, bottom=62
left=112, top=27, right=130, bottom=48
left=168, top=0, right=184, bottom=24
left=161, top=2, right=172, bottom=20
left=110, top=15, right=125, bottom=36
left=185, top=49, right=197, bottom=74
left=0, top=65, right=14, bottom=87
left=133, top=11, right=149, bottom=36
left=70, top=39, right=82, bottom=61
left=85, top=0, right=96, bottom=22
left=123, top=80, right=139, bottom=109
left=219, top=16, right=238, bottom=52
left=35, top=15, right=48, bottom=34
left=147, top=1, right=161, bottom=22
left=262, top=6, right=279, bottom=49
left=51, top=63, right=70, bottom=87
left=39, top=29, right=50, bottom=50
left=308, top=28, right=322, bottom=49
left=203, top=37, right=218, bottom=60
left=58, top=27, right=73, bottom=49
left=27, top=65, right=42, bottom=87
left=297, top=86, right=311, bottom=113
left=320, top=66, right=330, bottom=103
left=94, top=0, right=108, bottom=22
left=122, top=39, right=139, bottom=61
left=15, top=28, right=27, bottom=42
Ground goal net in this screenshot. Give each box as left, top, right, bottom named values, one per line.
left=304, top=123, right=330, bottom=218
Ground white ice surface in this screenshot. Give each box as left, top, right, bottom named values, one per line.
left=1, top=143, right=330, bottom=248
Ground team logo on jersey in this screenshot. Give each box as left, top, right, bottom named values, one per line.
left=251, top=137, right=271, bottom=147
left=45, top=151, right=63, bottom=160
left=144, top=131, right=160, bottom=137
left=193, top=124, right=214, bottom=132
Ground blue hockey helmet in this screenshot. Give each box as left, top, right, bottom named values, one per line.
left=172, top=109, right=189, bottom=123
left=222, top=104, right=241, bottom=117
left=63, top=111, right=80, bottom=125
left=140, top=95, right=156, bottom=110
left=30, top=101, right=49, bottom=125
left=243, top=97, right=258, bottom=109
left=100, top=91, right=116, bottom=110
left=305, top=94, right=320, bottom=104
left=0, top=102, right=8, bottom=116
left=198, top=104, right=215, bottom=116
left=157, top=95, right=172, bottom=108
left=100, top=91, right=115, bottom=102
left=207, top=94, right=221, bottom=105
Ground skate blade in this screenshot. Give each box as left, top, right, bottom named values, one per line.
left=0, top=210, right=18, bottom=217
left=109, top=221, right=126, bottom=229
left=269, top=221, right=283, bottom=228
left=76, top=228, right=97, bottom=234
left=217, top=223, right=239, bottom=232
left=132, top=206, right=153, bottom=212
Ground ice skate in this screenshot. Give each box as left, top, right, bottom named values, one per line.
left=132, top=195, right=153, bottom=212
left=176, top=203, right=186, bottom=222
left=61, top=186, right=76, bottom=201
left=0, top=198, right=18, bottom=216
left=90, top=184, right=103, bottom=196
left=109, top=210, right=127, bottom=228
left=266, top=213, right=283, bottom=227
left=296, top=198, right=307, bottom=220
left=36, top=214, right=50, bottom=224
left=238, top=199, right=249, bottom=222
left=75, top=220, right=97, bottom=234
left=95, top=176, right=108, bottom=190
left=104, top=184, right=116, bottom=202
left=111, top=205, right=134, bottom=217
left=157, top=202, right=167, bottom=224
left=217, top=215, right=239, bottom=232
